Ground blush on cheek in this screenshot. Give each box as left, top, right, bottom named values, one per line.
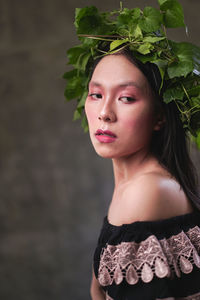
left=123, top=112, right=154, bottom=134
left=122, top=117, right=143, bottom=131
left=87, top=110, right=96, bottom=123
left=85, top=104, right=98, bottom=129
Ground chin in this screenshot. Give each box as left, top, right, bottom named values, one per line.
left=94, top=145, right=145, bottom=160
left=94, top=147, right=130, bottom=159
left=91, top=139, right=142, bottom=159
left=91, top=140, right=115, bottom=158
left=95, top=149, right=116, bottom=159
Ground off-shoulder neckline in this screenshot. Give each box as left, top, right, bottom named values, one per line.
left=105, top=209, right=200, bottom=229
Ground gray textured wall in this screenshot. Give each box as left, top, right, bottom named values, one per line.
left=0, top=1, right=200, bottom=300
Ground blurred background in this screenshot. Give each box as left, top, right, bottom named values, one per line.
left=0, top=0, right=200, bottom=299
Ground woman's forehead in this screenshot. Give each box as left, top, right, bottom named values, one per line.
left=90, top=55, right=150, bottom=90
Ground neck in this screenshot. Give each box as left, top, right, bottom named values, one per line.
left=112, top=149, right=156, bottom=188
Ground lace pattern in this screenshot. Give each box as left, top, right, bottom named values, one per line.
left=98, top=226, right=200, bottom=286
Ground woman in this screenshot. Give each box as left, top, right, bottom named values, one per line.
left=64, top=2, right=200, bottom=299
left=87, top=49, right=200, bottom=300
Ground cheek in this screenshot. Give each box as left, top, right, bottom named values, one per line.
left=85, top=102, right=97, bottom=126
left=121, top=109, right=155, bottom=135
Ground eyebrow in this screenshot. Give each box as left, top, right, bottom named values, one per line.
left=89, top=81, right=141, bottom=89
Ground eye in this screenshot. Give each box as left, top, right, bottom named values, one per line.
left=89, top=93, right=102, bottom=100
left=119, top=96, right=136, bottom=103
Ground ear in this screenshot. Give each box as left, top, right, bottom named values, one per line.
left=153, top=113, right=166, bottom=131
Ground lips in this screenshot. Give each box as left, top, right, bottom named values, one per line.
left=95, top=129, right=117, bottom=143
left=95, top=129, right=117, bottom=138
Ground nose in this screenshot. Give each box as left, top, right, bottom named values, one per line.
left=98, top=103, right=117, bottom=123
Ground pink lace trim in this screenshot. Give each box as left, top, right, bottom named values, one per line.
left=98, top=226, right=200, bottom=286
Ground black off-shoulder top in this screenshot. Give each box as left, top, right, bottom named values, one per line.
left=93, top=209, right=200, bottom=300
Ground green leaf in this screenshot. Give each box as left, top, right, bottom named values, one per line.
left=63, top=69, right=77, bottom=79
left=77, top=90, right=88, bottom=108
left=75, top=6, right=98, bottom=29
left=191, top=44, right=200, bottom=74
left=132, top=52, right=157, bottom=63
left=158, top=0, right=168, bottom=5
left=132, top=8, right=141, bottom=19
left=171, top=43, right=200, bottom=75
left=117, top=28, right=130, bottom=36
left=117, top=8, right=141, bottom=26
left=167, top=42, right=196, bottom=78
left=67, top=44, right=91, bottom=71
left=195, top=131, right=200, bottom=149
left=133, top=25, right=143, bottom=39
left=168, top=61, right=194, bottom=78
left=81, top=115, right=89, bottom=132
left=109, top=39, right=129, bottom=51
left=172, top=42, right=193, bottom=62
left=143, top=36, right=165, bottom=43
left=153, top=60, right=168, bottom=91
left=64, top=76, right=84, bottom=100
left=78, top=52, right=91, bottom=71
left=74, top=8, right=82, bottom=28
left=163, top=85, right=184, bottom=103
left=117, top=8, right=132, bottom=25
left=73, top=107, right=83, bottom=120
left=81, top=37, right=99, bottom=47
left=160, top=0, right=185, bottom=28
left=137, top=43, right=154, bottom=55
left=191, top=96, right=200, bottom=106
left=188, top=85, right=200, bottom=97
left=139, top=7, right=162, bottom=33
left=67, top=46, right=85, bottom=65
left=190, top=110, right=200, bottom=132
left=75, top=6, right=105, bottom=35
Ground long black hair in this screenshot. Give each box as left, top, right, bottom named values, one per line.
left=151, top=99, right=200, bottom=210
left=88, top=44, right=200, bottom=210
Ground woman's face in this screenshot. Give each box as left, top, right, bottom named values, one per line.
left=85, top=54, right=159, bottom=159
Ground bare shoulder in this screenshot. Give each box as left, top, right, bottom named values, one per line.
left=118, top=172, right=194, bottom=224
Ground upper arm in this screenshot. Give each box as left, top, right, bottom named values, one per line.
left=90, top=268, right=105, bottom=300
left=119, top=174, right=193, bottom=224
